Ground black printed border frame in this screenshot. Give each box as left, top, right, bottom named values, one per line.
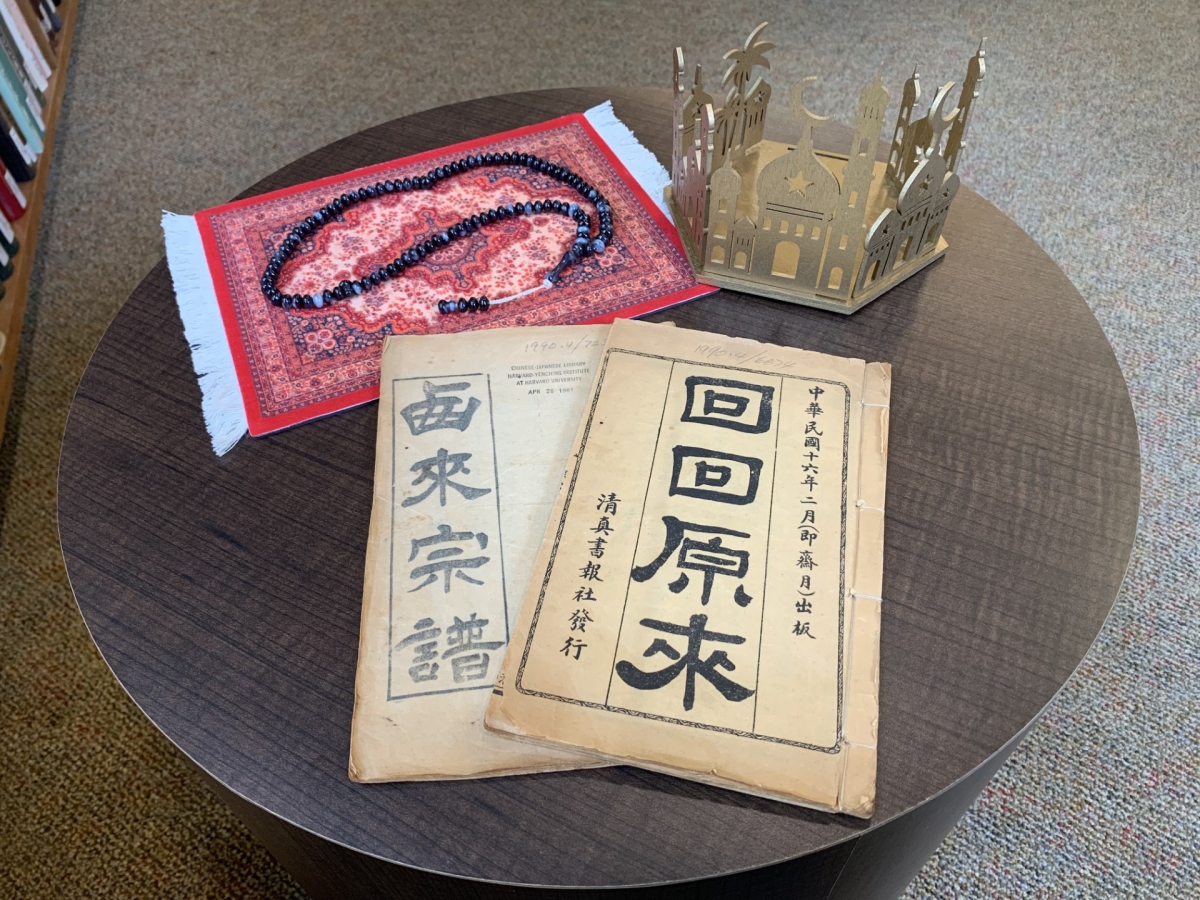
left=514, top=349, right=852, bottom=753
left=387, top=373, right=511, bottom=702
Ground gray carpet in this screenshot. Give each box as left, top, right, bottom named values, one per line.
left=1, top=0, right=1196, bottom=897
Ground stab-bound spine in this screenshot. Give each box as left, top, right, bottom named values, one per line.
left=838, top=360, right=890, bottom=817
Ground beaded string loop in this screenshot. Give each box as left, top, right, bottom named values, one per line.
left=259, top=151, right=614, bottom=313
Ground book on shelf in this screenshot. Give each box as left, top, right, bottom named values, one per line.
left=36, top=0, right=63, bottom=38
left=0, top=208, right=19, bottom=256
left=0, top=0, right=50, bottom=87
left=25, top=0, right=61, bottom=40
left=12, top=0, right=53, bottom=70
left=0, top=158, right=25, bottom=220
left=0, top=93, right=36, bottom=175
left=0, top=0, right=63, bottom=435
left=0, top=8, right=44, bottom=119
left=0, top=132, right=31, bottom=181
left=0, top=35, right=43, bottom=155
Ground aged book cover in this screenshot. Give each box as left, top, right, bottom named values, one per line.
left=486, top=319, right=889, bottom=817
left=350, top=324, right=617, bottom=782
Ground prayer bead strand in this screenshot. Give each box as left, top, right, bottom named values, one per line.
left=259, top=151, right=614, bottom=313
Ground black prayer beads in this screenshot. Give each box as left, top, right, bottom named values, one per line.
left=259, top=151, right=615, bottom=313
left=439, top=296, right=490, bottom=314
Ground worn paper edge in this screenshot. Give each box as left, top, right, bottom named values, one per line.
left=348, top=351, right=402, bottom=783
left=483, top=720, right=853, bottom=816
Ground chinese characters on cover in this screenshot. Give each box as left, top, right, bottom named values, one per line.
left=350, top=325, right=618, bottom=781
left=486, top=319, right=889, bottom=816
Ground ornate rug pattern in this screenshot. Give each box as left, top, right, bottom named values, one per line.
left=198, top=115, right=706, bottom=434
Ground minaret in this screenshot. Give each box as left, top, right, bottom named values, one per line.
left=671, top=48, right=688, bottom=194
left=895, top=80, right=957, bottom=190
left=845, top=73, right=888, bottom=195
left=672, top=52, right=713, bottom=198
left=885, top=67, right=919, bottom=186
left=944, top=39, right=986, bottom=173
left=821, top=74, right=889, bottom=299
left=678, top=104, right=715, bottom=254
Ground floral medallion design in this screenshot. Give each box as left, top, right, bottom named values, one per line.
left=197, top=114, right=709, bottom=434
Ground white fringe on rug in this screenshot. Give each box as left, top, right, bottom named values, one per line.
left=164, top=103, right=668, bottom=456
left=162, top=211, right=248, bottom=456
left=583, top=101, right=673, bottom=222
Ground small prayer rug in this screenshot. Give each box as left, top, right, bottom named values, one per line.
left=164, top=103, right=713, bottom=454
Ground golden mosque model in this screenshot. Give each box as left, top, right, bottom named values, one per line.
left=666, top=24, right=986, bottom=314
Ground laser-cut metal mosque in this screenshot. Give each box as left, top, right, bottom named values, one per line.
left=666, top=23, right=986, bottom=314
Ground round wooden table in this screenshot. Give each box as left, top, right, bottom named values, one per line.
left=58, top=88, right=1140, bottom=899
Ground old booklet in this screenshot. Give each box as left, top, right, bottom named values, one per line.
left=350, top=324, right=616, bottom=781
left=486, top=319, right=889, bottom=817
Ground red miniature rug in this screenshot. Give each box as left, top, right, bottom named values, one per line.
left=164, top=103, right=713, bottom=453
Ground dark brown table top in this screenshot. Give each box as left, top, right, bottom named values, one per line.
left=58, top=87, right=1140, bottom=888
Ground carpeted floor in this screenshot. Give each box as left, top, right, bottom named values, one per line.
left=1, top=1, right=1196, bottom=897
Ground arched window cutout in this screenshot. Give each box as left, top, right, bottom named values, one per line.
left=771, top=242, right=800, bottom=279
left=898, top=235, right=912, bottom=262
left=849, top=191, right=859, bottom=208
left=858, top=138, right=870, bottom=156
left=867, top=259, right=881, bottom=283
left=838, top=234, right=849, bottom=251
left=811, top=226, right=821, bottom=240
left=827, top=267, right=844, bottom=290
left=762, top=217, right=772, bottom=230
left=718, top=199, right=728, bottom=214
left=713, top=220, right=728, bottom=240
left=925, top=222, right=941, bottom=246
left=711, top=245, right=726, bottom=264
left=779, top=220, right=788, bottom=233
left=734, top=250, right=748, bottom=270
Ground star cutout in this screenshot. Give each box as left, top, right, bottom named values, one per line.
left=787, top=171, right=814, bottom=195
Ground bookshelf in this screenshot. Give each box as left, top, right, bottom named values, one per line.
left=0, top=0, right=76, bottom=445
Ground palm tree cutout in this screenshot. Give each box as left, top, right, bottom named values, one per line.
left=718, top=22, right=775, bottom=154
left=721, top=22, right=774, bottom=102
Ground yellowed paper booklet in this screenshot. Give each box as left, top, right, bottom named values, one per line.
left=350, top=325, right=614, bottom=782
left=486, top=319, right=889, bottom=816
